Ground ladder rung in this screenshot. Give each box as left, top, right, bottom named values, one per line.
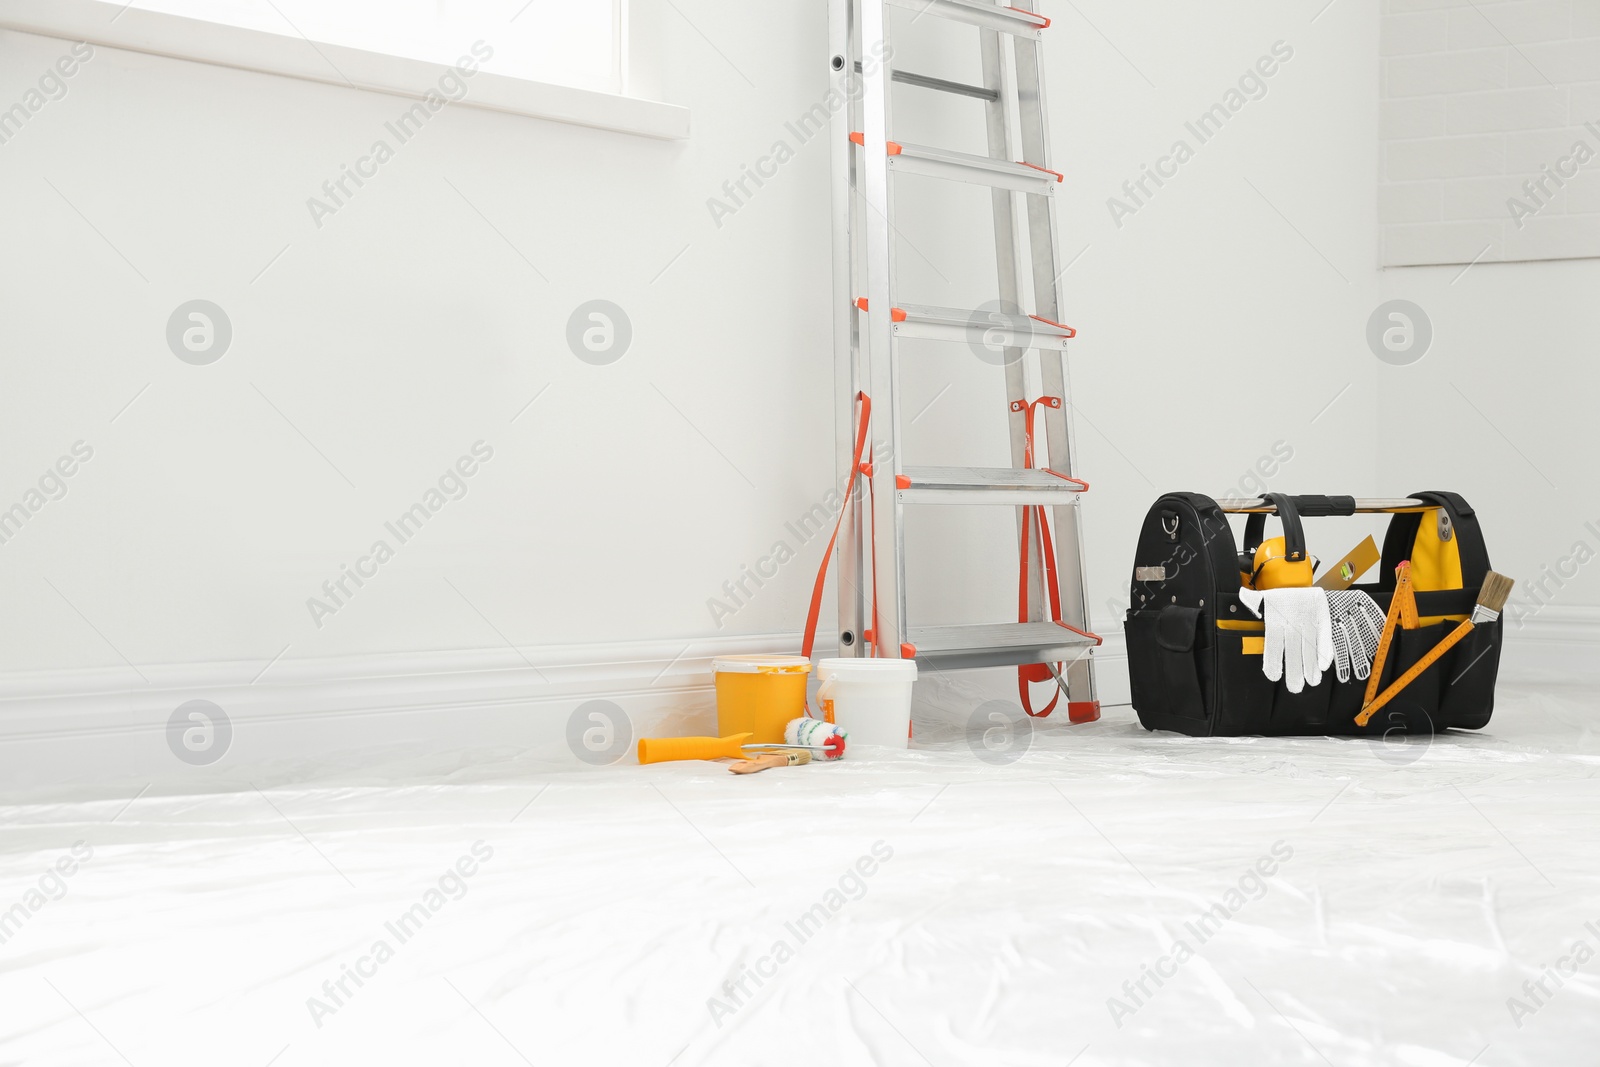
left=857, top=61, right=998, bottom=101
left=885, top=140, right=1060, bottom=194
left=899, top=465, right=1087, bottom=505
left=886, top=0, right=1049, bottom=37
left=907, top=621, right=1098, bottom=671
left=854, top=300, right=1074, bottom=349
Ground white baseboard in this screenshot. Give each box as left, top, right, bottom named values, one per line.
left=0, top=627, right=1132, bottom=791
left=1, top=607, right=1587, bottom=793
left=0, top=633, right=796, bottom=736
left=1080, top=629, right=1129, bottom=708
left=1497, top=605, right=1600, bottom=685
left=0, top=634, right=797, bottom=793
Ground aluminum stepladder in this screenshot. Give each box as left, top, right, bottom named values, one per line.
left=825, top=0, right=1101, bottom=719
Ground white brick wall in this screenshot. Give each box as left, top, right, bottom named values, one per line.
left=1380, top=0, right=1600, bottom=265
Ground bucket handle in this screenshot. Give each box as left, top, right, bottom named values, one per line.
left=813, top=676, right=837, bottom=723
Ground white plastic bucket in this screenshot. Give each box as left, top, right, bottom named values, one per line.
left=816, top=658, right=918, bottom=748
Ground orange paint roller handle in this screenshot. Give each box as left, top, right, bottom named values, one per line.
left=636, top=733, right=752, bottom=764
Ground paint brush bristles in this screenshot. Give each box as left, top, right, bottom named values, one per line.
left=1471, top=571, right=1514, bottom=623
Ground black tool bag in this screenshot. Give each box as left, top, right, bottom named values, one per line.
left=1123, top=491, right=1502, bottom=736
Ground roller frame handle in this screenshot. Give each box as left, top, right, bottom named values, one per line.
left=637, top=733, right=752, bottom=764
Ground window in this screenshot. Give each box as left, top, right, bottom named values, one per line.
left=121, top=0, right=625, bottom=94
left=4, top=0, right=685, bottom=138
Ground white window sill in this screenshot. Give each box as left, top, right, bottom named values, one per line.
left=0, top=0, right=689, bottom=140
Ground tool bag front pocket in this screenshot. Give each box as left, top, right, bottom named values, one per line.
left=1359, top=620, right=1451, bottom=734
left=1271, top=678, right=1333, bottom=734
left=1215, top=623, right=1276, bottom=735
left=1126, top=605, right=1207, bottom=722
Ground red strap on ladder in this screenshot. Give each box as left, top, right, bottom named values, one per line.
left=802, top=391, right=880, bottom=660
left=1016, top=396, right=1068, bottom=717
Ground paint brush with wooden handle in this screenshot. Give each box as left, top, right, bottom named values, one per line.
left=1355, top=571, right=1513, bottom=727
left=728, top=749, right=811, bottom=774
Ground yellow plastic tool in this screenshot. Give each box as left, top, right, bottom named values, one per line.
left=637, top=733, right=752, bottom=765
left=1315, top=535, right=1381, bottom=591
left=1252, top=536, right=1315, bottom=590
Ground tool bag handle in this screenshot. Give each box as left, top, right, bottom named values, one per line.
left=1378, top=490, right=1492, bottom=590
left=1281, top=494, right=1359, bottom=518
left=1241, top=492, right=1313, bottom=564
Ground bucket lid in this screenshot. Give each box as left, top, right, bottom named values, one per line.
left=712, top=654, right=812, bottom=674
left=816, top=657, right=918, bottom=681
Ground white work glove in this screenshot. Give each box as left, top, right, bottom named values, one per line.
left=1238, top=587, right=1335, bottom=694
left=1325, top=589, right=1388, bottom=683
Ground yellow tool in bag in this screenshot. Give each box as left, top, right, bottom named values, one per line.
left=1237, top=494, right=1316, bottom=590
left=1246, top=536, right=1316, bottom=590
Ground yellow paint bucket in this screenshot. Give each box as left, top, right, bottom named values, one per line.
left=712, top=655, right=812, bottom=744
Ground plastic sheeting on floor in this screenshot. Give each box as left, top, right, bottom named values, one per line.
left=1, top=685, right=1598, bottom=1066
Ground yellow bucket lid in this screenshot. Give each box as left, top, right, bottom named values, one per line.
left=712, top=654, right=812, bottom=674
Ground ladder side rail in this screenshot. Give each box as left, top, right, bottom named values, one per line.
left=829, top=0, right=865, bottom=657
left=848, top=9, right=876, bottom=653
left=979, top=27, right=1043, bottom=622
left=1014, top=19, right=1097, bottom=704
left=859, top=0, right=906, bottom=656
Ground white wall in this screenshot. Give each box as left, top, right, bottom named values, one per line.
left=1374, top=2, right=1600, bottom=632
left=1375, top=256, right=1600, bottom=620
left=1380, top=0, right=1600, bottom=265
left=0, top=3, right=832, bottom=677
left=14, top=0, right=1539, bottom=770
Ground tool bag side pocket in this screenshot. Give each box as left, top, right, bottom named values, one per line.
left=1127, top=605, right=1208, bottom=725
left=1439, top=615, right=1502, bottom=730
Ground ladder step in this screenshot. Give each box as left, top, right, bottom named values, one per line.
left=898, top=465, right=1087, bottom=505
left=857, top=61, right=998, bottom=101
left=854, top=299, right=1074, bottom=349
left=907, top=621, right=1099, bottom=671
left=889, top=140, right=1061, bottom=195
left=885, top=0, right=1049, bottom=37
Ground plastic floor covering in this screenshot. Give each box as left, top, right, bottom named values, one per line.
left=1, top=684, right=1598, bottom=1066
